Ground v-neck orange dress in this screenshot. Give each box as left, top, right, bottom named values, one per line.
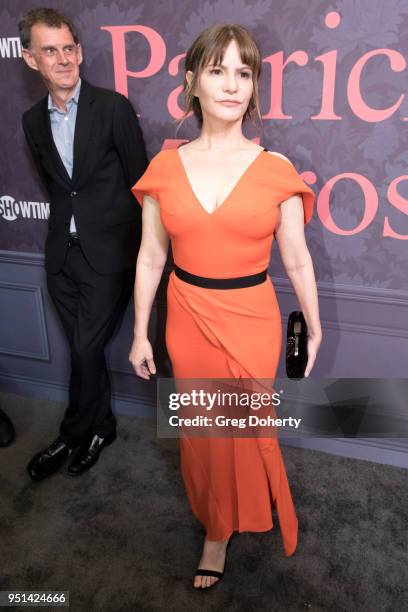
left=132, top=148, right=314, bottom=556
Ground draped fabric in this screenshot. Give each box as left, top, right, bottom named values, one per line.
left=132, top=148, right=315, bottom=555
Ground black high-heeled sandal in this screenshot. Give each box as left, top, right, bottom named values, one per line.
left=194, top=538, right=231, bottom=588
left=194, top=568, right=224, bottom=588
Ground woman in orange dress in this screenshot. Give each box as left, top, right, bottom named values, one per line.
left=130, top=24, right=322, bottom=589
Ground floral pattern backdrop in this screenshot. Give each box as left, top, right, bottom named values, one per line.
left=1, top=0, right=407, bottom=289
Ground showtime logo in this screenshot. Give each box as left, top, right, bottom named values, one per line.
left=0, top=37, right=22, bottom=59
left=0, top=195, right=49, bottom=221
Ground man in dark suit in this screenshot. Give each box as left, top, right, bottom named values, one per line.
left=19, top=8, right=147, bottom=480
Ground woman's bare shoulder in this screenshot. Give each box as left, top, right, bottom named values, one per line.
left=266, top=150, right=295, bottom=167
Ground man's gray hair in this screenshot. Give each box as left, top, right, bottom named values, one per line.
left=18, top=7, right=79, bottom=49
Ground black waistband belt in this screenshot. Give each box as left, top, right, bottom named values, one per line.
left=174, top=265, right=268, bottom=289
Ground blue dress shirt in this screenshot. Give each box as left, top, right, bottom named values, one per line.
left=48, top=78, right=81, bottom=235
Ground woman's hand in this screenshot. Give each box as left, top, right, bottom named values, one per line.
left=129, top=337, right=156, bottom=380
left=304, top=332, right=322, bottom=378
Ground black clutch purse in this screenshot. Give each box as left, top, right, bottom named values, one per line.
left=286, top=311, right=308, bottom=378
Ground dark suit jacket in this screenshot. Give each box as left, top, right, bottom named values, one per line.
left=22, top=79, right=148, bottom=274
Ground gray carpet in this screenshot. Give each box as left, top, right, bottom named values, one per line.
left=0, top=392, right=407, bottom=612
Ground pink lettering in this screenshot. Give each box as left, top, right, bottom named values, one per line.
left=262, top=51, right=308, bottom=119
left=348, top=49, right=406, bottom=122
left=318, top=173, right=378, bottom=235
left=101, top=25, right=166, bottom=96
left=384, top=176, right=408, bottom=239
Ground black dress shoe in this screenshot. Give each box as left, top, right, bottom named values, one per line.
left=27, top=437, right=72, bottom=481
left=67, top=431, right=116, bottom=476
left=0, top=408, right=15, bottom=447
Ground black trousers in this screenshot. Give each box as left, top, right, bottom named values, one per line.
left=47, top=240, right=135, bottom=448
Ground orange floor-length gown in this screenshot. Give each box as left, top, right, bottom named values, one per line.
left=132, top=148, right=315, bottom=556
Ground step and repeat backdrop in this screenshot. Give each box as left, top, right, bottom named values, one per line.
left=1, top=0, right=407, bottom=284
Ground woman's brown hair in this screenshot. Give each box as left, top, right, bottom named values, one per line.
left=180, top=23, right=262, bottom=127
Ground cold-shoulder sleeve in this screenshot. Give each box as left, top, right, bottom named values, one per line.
left=131, top=151, right=164, bottom=206
left=272, top=155, right=315, bottom=225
